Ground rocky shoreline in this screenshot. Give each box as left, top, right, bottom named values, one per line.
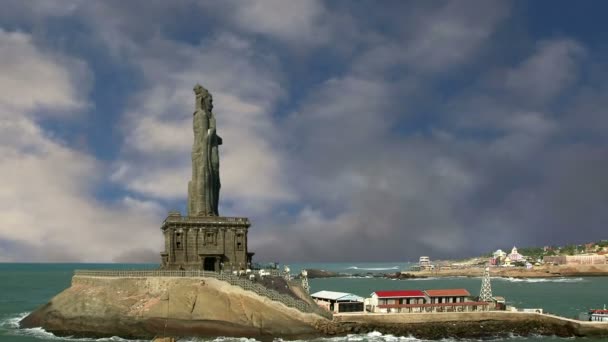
left=316, top=319, right=576, bottom=339
left=304, top=264, right=608, bottom=280
left=400, top=264, right=608, bottom=279
left=20, top=274, right=608, bottom=341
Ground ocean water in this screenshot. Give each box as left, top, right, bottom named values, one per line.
left=1, top=262, right=607, bottom=342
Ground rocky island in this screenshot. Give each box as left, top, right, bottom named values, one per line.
left=20, top=272, right=328, bottom=339
left=20, top=271, right=608, bottom=340
left=18, top=85, right=608, bottom=340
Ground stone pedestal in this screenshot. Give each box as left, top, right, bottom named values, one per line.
left=160, top=212, right=253, bottom=271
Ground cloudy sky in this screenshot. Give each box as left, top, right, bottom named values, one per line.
left=1, top=1, right=607, bottom=263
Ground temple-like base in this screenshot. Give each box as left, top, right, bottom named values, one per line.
left=160, top=212, right=253, bottom=271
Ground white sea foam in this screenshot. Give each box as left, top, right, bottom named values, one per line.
left=400, top=277, right=441, bottom=281
left=1, top=312, right=576, bottom=342
left=498, top=277, right=585, bottom=283
left=0, top=311, right=29, bottom=329
left=346, top=266, right=400, bottom=271
left=400, top=276, right=469, bottom=281
left=1, top=312, right=146, bottom=342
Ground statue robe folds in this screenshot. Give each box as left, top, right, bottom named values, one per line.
left=188, top=85, right=222, bottom=216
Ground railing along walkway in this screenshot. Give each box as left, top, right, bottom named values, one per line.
left=74, top=269, right=321, bottom=316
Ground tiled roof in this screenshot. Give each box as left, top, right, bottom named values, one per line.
left=424, top=289, right=470, bottom=297
left=373, top=290, right=426, bottom=298
left=311, top=290, right=364, bottom=302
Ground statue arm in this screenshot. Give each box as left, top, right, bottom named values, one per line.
left=208, top=114, right=222, bottom=144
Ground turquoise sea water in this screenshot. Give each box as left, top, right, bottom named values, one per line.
left=1, top=262, right=607, bottom=342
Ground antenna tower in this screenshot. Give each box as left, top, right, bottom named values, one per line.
left=479, top=266, right=493, bottom=302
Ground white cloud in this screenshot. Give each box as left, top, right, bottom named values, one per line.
left=0, top=116, right=164, bottom=262
left=505, top=39, right=585, bottom=104
left=2, top=2, right=606, bottom=263
left=0, top=30, right=163, bottom=262
left=353, top=1, right=510, bottom=74
left=0, top=28, right=90, bottom=116
left=223, top=0, right=331, bottom=45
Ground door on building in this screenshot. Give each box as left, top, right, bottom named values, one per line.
left=203, top=257, right=216, bottom=271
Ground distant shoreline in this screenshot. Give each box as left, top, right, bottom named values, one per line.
left=303, top=264, right=608, bottom=279
left=398, top=264, right=608, bottom=279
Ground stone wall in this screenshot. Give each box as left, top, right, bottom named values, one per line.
left=160, top=214, right=251, bottom=271
left=544, top=255, right=607, bottom=265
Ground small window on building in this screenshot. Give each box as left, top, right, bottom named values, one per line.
left=204, top=231, right=217, bottom=245
left=236, top=233, right=243, bottom=250
left=175, top=232, right=183, bottom=249
left=206, top=232, right=215, bottom=245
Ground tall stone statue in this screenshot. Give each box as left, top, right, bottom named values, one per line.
left=188, top=84, right=222, bottom=216
left=160, top=84, right=251, bottom=271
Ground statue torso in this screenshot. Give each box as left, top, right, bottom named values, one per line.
left=193, top=109, right=210, bottom=153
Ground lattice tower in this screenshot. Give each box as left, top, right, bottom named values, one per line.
left=479, top=267, right=493, bottom=301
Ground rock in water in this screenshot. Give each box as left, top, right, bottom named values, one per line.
left=20, top=276, right=328, bottom=339
left=153, top=338, right=176, bottom=342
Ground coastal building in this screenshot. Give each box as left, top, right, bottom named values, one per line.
left=590, top=309, right=608, bottom=322
left=425, top=289, right=470, bottom=304
left=368, top=290, right=427, bottom=313
left=493, top=249, right=507, bottom=259
left=508, top=247, right=524, bottom=262
left=584, top=243, right=598, bottom=253
left=418, top=256, right=433, bottom=270
left=311, top=290, right=364, bottom=313
left=543, top=255, right=607, bottom=265
left=494, top=296, right=506, bottom=310
left=367, top=288, right=491, bottom=313
left=492, top=249, right=507, bottom=266
left=579, top=307, right=608, bottom=322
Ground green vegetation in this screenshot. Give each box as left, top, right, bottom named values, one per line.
left=561, top=244, right=579, bottom=256
left=517, top=247, right=544, bottom=259
left=489, top=239, right=606, bottom=260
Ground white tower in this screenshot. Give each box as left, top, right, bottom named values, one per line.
left=479, top=267, right=493, bottom=302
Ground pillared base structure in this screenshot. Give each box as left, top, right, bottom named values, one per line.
left=160, top=211, right=253, bottom=271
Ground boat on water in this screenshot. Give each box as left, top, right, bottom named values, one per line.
left=579, top=305, right=608, bottom=322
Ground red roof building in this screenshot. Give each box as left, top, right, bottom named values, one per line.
left=370, top=290, right=426, bottom=307
left=368, top=288, right=488, bottom=313
left=373, top=290, right=426, bottom=298
left=424, top=289, right=471, bottom=304
left=424, top=289, right=470, bottom=297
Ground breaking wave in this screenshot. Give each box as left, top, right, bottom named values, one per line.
left=273, top=332, right=424, bottom=342
left=271, top=331, right=574, bottom=342
left=2, top=314, right=576, bottom=342
left=346, top=266, right=400, bottom=271
left=498, top=277, right=585, bottom=283
left=0, top=312, right=146, bottom=341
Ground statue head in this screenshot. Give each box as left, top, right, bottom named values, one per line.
left=194, top=83, right=210, bottom=111
left=193, top=83, right=207, bottom=96
left=193, top=83, right=214, bottom=112
left=204, top=92, right=214, bottom=112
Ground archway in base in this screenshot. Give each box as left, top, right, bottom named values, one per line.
left=203, top=257, right=216, bottom=271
